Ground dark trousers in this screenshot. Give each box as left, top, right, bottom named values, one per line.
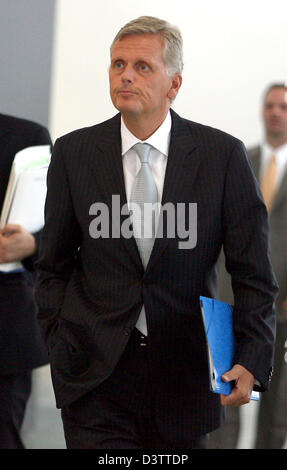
left=61, top=328, right=208, bottom=449
left=0, top=372, right=32, bottom=449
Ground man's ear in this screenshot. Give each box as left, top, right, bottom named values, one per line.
left=167, top=74, right=182, bottom=100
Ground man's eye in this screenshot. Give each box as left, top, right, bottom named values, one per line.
left=139, top=64, right=149, bottom=72
left=115, top=62, right=124, bottom=69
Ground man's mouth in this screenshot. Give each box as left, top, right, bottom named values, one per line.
left=268, top=119, right=282, bottom=127
left=118, top=90, right=137, bottom=96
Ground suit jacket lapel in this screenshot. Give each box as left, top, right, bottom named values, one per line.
left=93, top=116, right=127, bottom=205
left=87, top=113, right=143, bottom=269
left=161, top=111, right=198, bottom=205
left=146, top=110, right=201, bottom=272
left=248, top=146, right=261, bottom=180
left=87, top=111, right=203, bottom=273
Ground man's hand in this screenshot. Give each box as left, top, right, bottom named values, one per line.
left=220, top=364, right=255, bottom=407
left=0, top=224, right=36, bottom=263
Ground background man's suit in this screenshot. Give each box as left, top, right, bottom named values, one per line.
left=36, top=110, right=277, bottom=447
left=209, top=145, right=287, bottom=449
left=0, top=113, right=51, bottom=448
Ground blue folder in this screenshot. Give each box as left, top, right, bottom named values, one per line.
left=200, top=296, right=259, bottom=401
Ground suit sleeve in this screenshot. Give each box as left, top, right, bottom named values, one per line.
left=222, top=141, right=278, bottom=391
left=35, top=138, right=81, bottom=350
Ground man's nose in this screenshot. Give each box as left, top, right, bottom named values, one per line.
left=121, top=64, right=135, bottom=83
left=272, top=106, right=282, bottom=116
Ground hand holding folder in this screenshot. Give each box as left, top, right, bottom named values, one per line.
left=200, top=296, right=260, bottom=402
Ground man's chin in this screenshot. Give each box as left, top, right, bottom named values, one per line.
left=267, top=128, right=284, bottom=139
left=114, top=103, right=141, bottom=116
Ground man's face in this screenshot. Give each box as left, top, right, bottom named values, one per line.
left=263, top=87, right=287, bottom=142
left=109, top=34, right=181, bottom=121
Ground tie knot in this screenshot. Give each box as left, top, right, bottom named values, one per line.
left=133, top=143, right=152, bottom=164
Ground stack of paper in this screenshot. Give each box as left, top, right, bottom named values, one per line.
left=0, top=145, right=51, bottom=272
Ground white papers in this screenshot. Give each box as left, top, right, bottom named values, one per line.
left=0, top=145, right=51, bottom=272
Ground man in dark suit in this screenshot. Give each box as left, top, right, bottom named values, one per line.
left=0, top=113, right=51, bottom=448
left=209, top=83, right=287, bottom=449
left=35, top=16, right=277, bottom=449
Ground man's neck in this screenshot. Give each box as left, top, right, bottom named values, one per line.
left=122, top=110, right=170, bottom=141
left=266, top=134, right=287, bottom=149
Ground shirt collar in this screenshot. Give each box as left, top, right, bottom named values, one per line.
left=262, top=141, right=287, bottom=166
left=121, top=111, right=171, bottom=156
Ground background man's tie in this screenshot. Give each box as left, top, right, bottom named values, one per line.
left=260, top=154, right=278, bottom=213
left=130, top=143, right=158, bottom=335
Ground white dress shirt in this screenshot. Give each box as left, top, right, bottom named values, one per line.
left=121, top=111, right=171, bottom=335
left=260, top=141, right=287, bottom=188
left=121, top=111, right=171, bottom=206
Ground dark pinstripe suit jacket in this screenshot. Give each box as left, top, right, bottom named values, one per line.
left=35, top=110, right=277, bottom=440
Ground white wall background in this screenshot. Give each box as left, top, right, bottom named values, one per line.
left=49, top=0, right=287, bottom=148
left=0, top=0, right=56, bottom=126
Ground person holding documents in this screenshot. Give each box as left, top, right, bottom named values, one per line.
left=35, top=17, right=277, bottom=449
left=0, top=112, right=51, bottom=448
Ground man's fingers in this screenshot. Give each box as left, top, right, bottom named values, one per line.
left=1, top=223, right=22, bottom=235
left=221, top=366, right=242, bottom=386
left=220, top=386, right=251, bottom=406
left=220, top=364, right=254, bottom=406
left=222, top=371, right=236, bottom=383
left=0, top=225, right=36, bottom=262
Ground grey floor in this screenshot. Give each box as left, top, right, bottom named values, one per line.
left=21, top=365, right=66, bottom=449
left=20, top=365, right=287, bottom=449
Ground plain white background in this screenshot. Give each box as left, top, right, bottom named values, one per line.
left=49, top=0, right=287, bottom=149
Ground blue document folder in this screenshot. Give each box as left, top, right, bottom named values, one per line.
left=200, top=296, right=259, bottom=401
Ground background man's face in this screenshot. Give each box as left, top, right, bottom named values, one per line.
left=109, top=34, right=178, bottom=121
left=263, top=87, right=287, bottom=142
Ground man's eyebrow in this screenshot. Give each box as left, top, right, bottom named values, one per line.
left=111, top=57, right=124, bottom=62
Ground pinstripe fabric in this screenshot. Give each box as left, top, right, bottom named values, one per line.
left=35, top=110, right=277, bottom=443
left=61, top=328, right=208, bottom=448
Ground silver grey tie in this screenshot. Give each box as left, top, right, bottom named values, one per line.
left=130, top=143, right=158, bottom=335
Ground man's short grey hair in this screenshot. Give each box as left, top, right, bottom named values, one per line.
left=110, top=16, right=184, bottom=76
